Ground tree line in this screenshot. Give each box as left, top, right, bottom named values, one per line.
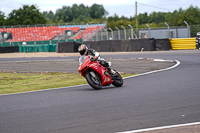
left=0, top=4, right=200, bottom=30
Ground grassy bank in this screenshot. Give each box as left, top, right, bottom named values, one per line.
left=0, top=72, right=135, bottom=95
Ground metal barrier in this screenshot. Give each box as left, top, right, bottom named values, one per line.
left=170, top=38, right=196, bottom=50
left=83, top=28, right=137, bottom=41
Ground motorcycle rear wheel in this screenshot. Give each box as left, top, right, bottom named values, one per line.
left=85, top=71, right=102, bottom=90
left=112, top=72, right=123, bottom=87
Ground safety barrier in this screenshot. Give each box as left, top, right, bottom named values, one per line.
left=170, top=38, right=196, bottom=50
left=2, top=38, right=197, bottom=53
left=57, top=39, right=172, bottom=53
left=0, top=46, right=19, bottom=53
left=0, top=39, right=82, bottom=47
left=0, top=39, right=82, bottom=53
left=19, top=44, right=56, bottom=52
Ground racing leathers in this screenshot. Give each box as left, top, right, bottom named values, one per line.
left=85, top=49, right=109, bottom=67
left=85, top=49, right=115, bottom=74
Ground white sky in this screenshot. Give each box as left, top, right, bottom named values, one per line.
left=0, top=0, right=199, bottom=18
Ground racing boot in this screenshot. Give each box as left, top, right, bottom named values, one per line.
left=107, top=61, right=116, bottom=75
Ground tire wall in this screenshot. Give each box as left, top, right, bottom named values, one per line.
left=86, top=38, right=171, bottom=52
left=0, top=46, right=19, bottom=53
left=155, top=38, right=172, bottom=51
left=56, top=38, right=172, bottom=53
left=56, top=42, right=74, bottom=53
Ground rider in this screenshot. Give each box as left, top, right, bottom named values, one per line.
left=78, top=44, right=115, bottom=74
left=196, top=32, right=200, bottom=50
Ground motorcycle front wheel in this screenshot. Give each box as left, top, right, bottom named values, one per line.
left=85, top=71, right=102, bottom=90
left=112, top=72, right=123, bottom=87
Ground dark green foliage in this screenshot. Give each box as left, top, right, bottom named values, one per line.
left=5, top=5, right=46, bottom=25
left=50, top=3, right=107, bottom=23
left=0, top=10, right=5, bottom=25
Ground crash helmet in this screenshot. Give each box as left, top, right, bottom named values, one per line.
left=197, top=32, right=200, bottom=37
left=78, top=44, right=88, bottom=55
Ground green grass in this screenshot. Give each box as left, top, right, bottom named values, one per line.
left=0, top=72, right=136, bottom=95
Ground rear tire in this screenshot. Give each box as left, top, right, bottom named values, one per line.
left=85, top=71, right=102, bottom=90
left=112, top=72, right=123, bottom=87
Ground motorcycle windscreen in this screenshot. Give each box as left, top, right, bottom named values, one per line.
left=79, top=55, right=87, bottom=65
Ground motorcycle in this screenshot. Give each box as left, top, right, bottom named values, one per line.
left=78, top=55, right=123, bottom=90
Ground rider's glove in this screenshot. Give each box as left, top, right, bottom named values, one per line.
left=93, top=56, right=98, bottom=60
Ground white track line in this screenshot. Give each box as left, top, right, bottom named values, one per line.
left=117, top=122, right=200, bottom=133
left=0, top=60, right=180, bottom=96
left=123, top=60, right=180, bottom=79
left=0, top=59, right=74, bottom=63
left=0, top=84, right=88, bottom=96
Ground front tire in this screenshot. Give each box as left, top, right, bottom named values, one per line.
left=85, top=71, right=102, bottom=90
left=112, top=72, right=123, bottom=87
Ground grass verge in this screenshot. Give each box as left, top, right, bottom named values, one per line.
left=0, top=72, right=136, bottom=95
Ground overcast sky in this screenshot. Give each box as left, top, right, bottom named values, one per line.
left=0, top=0, right=199, bottom=18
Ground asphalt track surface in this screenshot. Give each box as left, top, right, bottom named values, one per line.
left=0, top=57, right=175, bottom=74
left=0, top=50, right=200, bottom=133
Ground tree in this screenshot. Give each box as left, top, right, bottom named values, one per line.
left=71, top=4, right=90, bottom=21
left=53, top=3, right=108, bottom=23
left=5, top=5, right=46, bottom=25
left=184, top=5, right=200, bottom=25
left=138, top=12, right=148, bottom=24
left=120, top=15, right=129, bottom=21
left=107, top=14, right=120, bottom=22
left=0, top=9, right=5, bottom=26
left=148, top=12, right=166, bottom=24
left=90, top=4, right=108, bottom=19
left=43, top=11, right=56, bottom=23
left=55, top=6, right=72, bottom=22
left=55, top=4, right=90, bottom=23
left=165, top=5, right=200, bottom=26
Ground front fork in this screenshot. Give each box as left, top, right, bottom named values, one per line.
left=89, top=71, right=97, bottom=79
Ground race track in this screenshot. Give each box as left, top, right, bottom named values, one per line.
left=0, top=50, right=200, bottom=133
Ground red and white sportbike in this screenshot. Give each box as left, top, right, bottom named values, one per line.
left=78, top=55, right=123, bottom=90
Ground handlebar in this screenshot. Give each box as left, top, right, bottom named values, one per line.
left=90, top=57, right=98, bottom=62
